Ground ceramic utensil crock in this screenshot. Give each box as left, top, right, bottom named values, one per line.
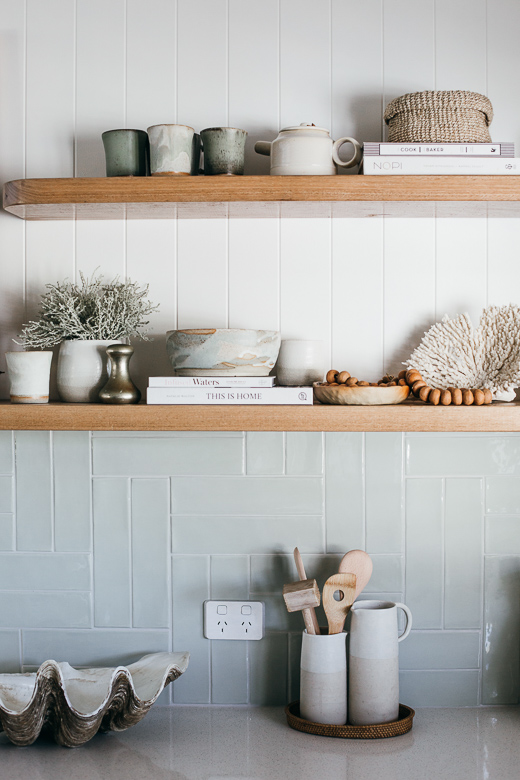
left=348, top=600, right=412, bottom=726
left=300, top=629, right=347, bottom=725
left=254, top=123, right=361, bottom=175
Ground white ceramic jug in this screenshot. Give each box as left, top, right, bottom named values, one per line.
left=254, top=123, right=361, bottom=175
left=348, top=600, right=412, bottom=726
left=300, top=629, right=347, bottom=725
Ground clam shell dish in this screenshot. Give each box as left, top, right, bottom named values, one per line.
left=0, top=651, right=189, bottom=747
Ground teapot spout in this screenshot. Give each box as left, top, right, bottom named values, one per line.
left=254, top=141, right=271, bottom=156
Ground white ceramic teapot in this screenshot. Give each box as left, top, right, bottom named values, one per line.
left=254, top=123, right=361, bottom=175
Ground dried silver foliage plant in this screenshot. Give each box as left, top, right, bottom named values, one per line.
left=406, top=304, right=520, bottom=401
left=16, top=273, right=159, bottom=349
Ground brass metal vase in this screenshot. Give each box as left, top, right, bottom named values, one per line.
left=99, top=344, right=141, bottom=404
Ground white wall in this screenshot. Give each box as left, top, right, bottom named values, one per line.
left=1, top=0, right=520, bottom=396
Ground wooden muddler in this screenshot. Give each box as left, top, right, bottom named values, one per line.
left=283, top=579, right=321, bottom=635
left=293, top=547, right=321, bottom=635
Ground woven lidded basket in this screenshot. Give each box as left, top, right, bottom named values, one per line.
left=384, top=90, right=493, bottom=143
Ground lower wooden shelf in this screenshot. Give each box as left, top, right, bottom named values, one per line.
left=0, top=400, right=519, bottom=432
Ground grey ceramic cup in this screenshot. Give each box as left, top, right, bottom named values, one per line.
left=102, top=129, right=149, bottom=177
left=147, top=124, right=195, bottom=175
left=191, top=133, right=202, bottom=175
left=200, top=127, right=248, bottom=175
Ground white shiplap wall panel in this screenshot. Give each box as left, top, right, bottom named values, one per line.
left=332, top=217, right=384, bottom=381
left=487, top=219, right=520, bottom=306
left=0, top=0, right=26, bottom=398
left=486, top=0, right=520, bottom=152
left=435, top=0, right=487, bottom=92
left=280, top=0, right=331, bottom=130
left=383, top=218, right=436, bottom=372
left=331, top=0, right=384, bottom=151
left=435, top=218, right=488, bottom=323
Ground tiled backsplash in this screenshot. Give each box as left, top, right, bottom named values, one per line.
left=1, top=429, right=519, bottom=708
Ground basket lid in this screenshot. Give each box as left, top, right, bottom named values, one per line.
left=384, top=90, right=493, bottom=126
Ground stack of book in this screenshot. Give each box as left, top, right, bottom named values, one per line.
left=146, top=376, right=313, bottom=405
left=362, top=141, right=517, bottom=175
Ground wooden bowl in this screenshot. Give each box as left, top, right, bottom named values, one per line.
left=313, top=383, right=410, bottom=405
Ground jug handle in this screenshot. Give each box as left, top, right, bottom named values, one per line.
left=254, top=141, right=272, bottom=156
left=332, top=136, right=362, bottom=168
left=395, top=602, right=412, bottom=642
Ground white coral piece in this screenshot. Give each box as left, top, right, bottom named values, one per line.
left=405, top=305, right=520, bottom=401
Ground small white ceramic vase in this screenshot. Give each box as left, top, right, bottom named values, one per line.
left=300, top=629, right=347, bottom=725
left=348, top=600, right=412, bottom=726
left=276, top=339, right=326, bottom=386
left=5, top=351, right=53, bottom=403
left=57, top=340, right=120, bottom=403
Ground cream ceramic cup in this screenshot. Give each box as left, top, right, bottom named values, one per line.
left=5, top=351, right=53, bottom=403
left=276, top=339, right=326, bottom=386
left=147, top=124, right=195, bottom=175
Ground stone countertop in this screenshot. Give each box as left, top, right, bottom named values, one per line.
left=1, top=705, right=520, bottom=780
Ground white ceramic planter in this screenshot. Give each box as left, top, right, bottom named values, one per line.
left=300, top=629, right=347, bottom=725
left=5, top=351, right=53, bottom=403
left=348, top=600, right=412, bottom=725
left=57, top=340, right=120, bottom=403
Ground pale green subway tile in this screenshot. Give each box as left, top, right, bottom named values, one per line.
left=211, top=641, right=248, bottom=703
left=405, top=479, right=443, bottom=628
left=325, top=433, right=364, bottom=553
left=483, top=556, right=520, bottom=704
left=0, top=630, right=21, bottom=672
left=250, top=554, right=295, bottom=594
left=246, top=432, right=284, bottom=475
left=0, top=432, right=13, bottom=473
left=486, top=477, right=520, bottom=513
left=486, top=516, right=520, bottom=554
left=93, top=479, right=131, bottom=628
left=399, top=670, right=479, bottom=706
left=369, top=555, right=403, bottom=592
left=171, top=476, right=323, bottom=515
left=53, top=431, right=91, bottom=552
left=288, top=631, right=303, bottom=703
left=399, top=631, right=480, bottom=670
left=407, top=435, right=520, bottom=477
left=171, top=555, right=210, bottom=704
left=445, top=479, right=483, bottom=629
left=286, top=433, right=323, bottom=475
left=22, top=629, right=169, bottom=667
left=0, top=478, right=12, bottom=513
left=210, top=555, right=249, bottom=599
left=366, top=433, right=403, bottom=554
left=0, top=553, right=90, bottom=590
left=93, top=436, right=243, bottom=476
left=131, top=479, right=170, bottom=629
left=0, top=592, right=90, bottom=629
left=15, top=432, right=52, bottom=551
left=249, top=633, right=288, bottom=705
left=92, top=431, right=243, bottom=438
left=262, top=595, right=303, bottom=632
left=172, top=515, right=324, bottom=555
left=0, top=515, right=14, bottom=551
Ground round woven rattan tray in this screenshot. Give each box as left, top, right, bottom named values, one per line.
left=285, top=701, right=415, bottom=739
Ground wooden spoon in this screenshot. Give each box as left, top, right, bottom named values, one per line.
left=293, top=548, right=320, bottom=635
left=322, top=573, right=356, bottom=634
left=338, top=549, right=373, bottom=602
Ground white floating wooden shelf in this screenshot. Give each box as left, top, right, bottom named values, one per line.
left=4, top=176, right=520, bottom=219
left=0, top=401, right=519, bottom=432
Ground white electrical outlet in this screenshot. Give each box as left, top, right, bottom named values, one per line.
left=203, top=600, right=265, bottom=641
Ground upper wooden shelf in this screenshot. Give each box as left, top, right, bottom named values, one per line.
left=4, top=176, right=520, bottom=219
left=1, top=401, right=519, bottom=432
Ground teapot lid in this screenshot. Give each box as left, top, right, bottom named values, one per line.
left=280, top=122, right=331, bottom=134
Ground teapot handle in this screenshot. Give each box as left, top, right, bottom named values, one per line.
left=332, top=136, right=362, bottom=169
left=254, top=141, right=272, bottom=156
left=395, top=602, right=413, bottom=643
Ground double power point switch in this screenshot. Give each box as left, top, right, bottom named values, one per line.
left=203, top=600, right=265, bottom=641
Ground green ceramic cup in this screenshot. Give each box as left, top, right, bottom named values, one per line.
left=102, top=129, right=149, bottom=177
left=200, top=127, right=248, bottom=175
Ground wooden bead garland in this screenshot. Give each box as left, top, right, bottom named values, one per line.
left=399, top=369, right=492, bottom=406
left=321, top=368, right=493, bottom=406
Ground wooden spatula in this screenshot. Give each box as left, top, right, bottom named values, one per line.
left=322, top=573, right=356, bottom=634
left=338, top=549, right=373, bottom=602
left=293, top=547, right=320, bottom=635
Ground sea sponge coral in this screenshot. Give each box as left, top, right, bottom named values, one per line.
left=405, top=305, right=520, bottom=401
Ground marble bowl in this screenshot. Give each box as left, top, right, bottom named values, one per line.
left=0, top=651, right=189, bottom=747
left=313, top=383, right=410, bottom=405
left=166, top=328, right=281, bottom=376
